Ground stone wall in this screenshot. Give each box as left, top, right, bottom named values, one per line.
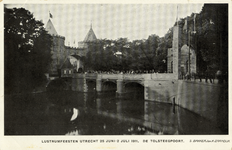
left=145, top=79, right=222, bottom=123
left=71, top=73, right=222, bottom=123
left=177, top=80, right=221, bottom=123
left=144, top=80, right=178, bottom=103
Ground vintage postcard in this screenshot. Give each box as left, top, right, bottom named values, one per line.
left=1, top=0, right=231, bottom=150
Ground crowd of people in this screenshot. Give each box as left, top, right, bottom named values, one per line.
left=181, top=70, right=227, bottom=84
left=84, top=69, right=162, bottom=74
left=75, top=68, right=227, bottom=84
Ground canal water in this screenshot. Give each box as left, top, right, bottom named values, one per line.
left=4, top=89, right=226, bottom=135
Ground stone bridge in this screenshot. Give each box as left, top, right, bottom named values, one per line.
left=70, top=25, right=223, bottom=124
left=71, top=72, right=222, bottom=124
left=72, top=73, right=178, bottom=100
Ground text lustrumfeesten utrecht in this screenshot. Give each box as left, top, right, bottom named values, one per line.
left=41, top=140, right=98, bottom=143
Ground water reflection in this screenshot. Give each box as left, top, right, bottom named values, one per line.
left=70, top=108, right=78, bottom=121
left=4, top=90, right=224, bottom=135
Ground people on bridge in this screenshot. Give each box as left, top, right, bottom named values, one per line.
left=74, top=69, right=223, bottom=85
left=81, top=69, right=167, bottom=75
left=216, top=70, right=223, bottom=84
left=185, top=72, right=191, bottom=80
left=205, top=69, right=213, bottom=83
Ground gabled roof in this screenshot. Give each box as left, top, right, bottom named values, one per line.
left=83, top=26, right=97, bottom=42
left=70, top=55, right=83, bottom=60
left=45, top=19, right=58, bottom=36
left=60, top=58, right=73, bottom=69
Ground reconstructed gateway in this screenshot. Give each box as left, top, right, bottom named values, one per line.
left=45, top=19, right=97, bottom=75
left=46, top=20, right=222, bottom=125
left=70, top=25, right=222, bottom=125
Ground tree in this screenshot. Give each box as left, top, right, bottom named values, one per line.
left=164, top=4, right=228, bottom=74
left=85, top=39, right=118, bottom=71
left=4, top=7, right=52, bottom=94
left=85, top=36, right=163, bottom=72
left=196, top=4, right=228, bottom=73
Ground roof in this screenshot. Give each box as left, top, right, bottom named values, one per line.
left=45, top=19, right=58, bottom=36
left=70, top=55, right=82, bottom=60
left=60, top=58, right=73, bottom=69
left=83, top=26, right=97, bottom=42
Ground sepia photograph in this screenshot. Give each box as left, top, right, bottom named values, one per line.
left=2, top=1, right=230, bottom=149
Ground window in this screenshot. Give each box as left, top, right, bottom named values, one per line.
left=171, top=61, right=173, bottom=73
left=186, top=60, right=189, bottom=73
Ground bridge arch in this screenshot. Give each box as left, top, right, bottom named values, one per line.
left=86, top=79, right=96, bottom=92
left=123, top=82, right=144, bottom=99
left=124, top=81, right=144, bottom=87
left=46, top=78, right=70, bottom=91
left=102, top=80, right=117, bottom=92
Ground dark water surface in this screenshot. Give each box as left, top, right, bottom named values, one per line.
left=5, top=90, right=226, bottom=135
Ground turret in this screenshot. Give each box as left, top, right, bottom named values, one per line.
left=78, top=24, right=97, bottom=48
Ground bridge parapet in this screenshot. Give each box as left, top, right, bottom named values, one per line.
left=150, top=73, right=176, bottom=80
left=73, top=73, right=85, bottom=78
left=123, top=74, right=143, bottom=80
left=85, top=73, right=97, bottom=79
left=73, top=73, right=177, bottom=81
left=97, top=74, right=121, bottom=80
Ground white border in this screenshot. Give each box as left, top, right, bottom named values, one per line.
left=0, top=0, right=231, bottom=150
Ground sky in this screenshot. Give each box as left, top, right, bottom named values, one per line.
left=5, top=3, right=203, bottom=47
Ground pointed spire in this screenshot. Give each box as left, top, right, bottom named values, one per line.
left=83, top=23, right=97, bottom=42
left=45, top=19, right=58, bottom=35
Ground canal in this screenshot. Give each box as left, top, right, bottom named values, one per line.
left=4, top=88, right=227, bottom=135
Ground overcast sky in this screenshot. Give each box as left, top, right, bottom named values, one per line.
left=5, top=3, right=203, bottom=47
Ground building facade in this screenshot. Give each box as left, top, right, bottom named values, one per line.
left=167, top=44, right=196, bottom=76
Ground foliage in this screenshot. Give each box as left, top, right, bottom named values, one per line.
left=85, top=4, right=228, bottom=74
left=196, top=4, right=228, bottom=73
left=176, top=4, right=228, bottom=73
left=85, top=34, right=167, bottom=72
left=4, top=7, right=52, bottom=94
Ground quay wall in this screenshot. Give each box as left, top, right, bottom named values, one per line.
left=176, top=80, right=221, bottom=123
left=144, top=79, right=178, bottom=103
left=146, top=80, right=221, bottom=123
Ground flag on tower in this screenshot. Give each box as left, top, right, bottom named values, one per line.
left=49, top=12, right=53, bottom=19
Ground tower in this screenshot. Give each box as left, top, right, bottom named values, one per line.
left=45, top=19, right=58, bottom=36
left=172, top=25, right=181, bottom=79
left=78, top=24, right=97, bottom=49
left=45, top=19, right=65, bottom=75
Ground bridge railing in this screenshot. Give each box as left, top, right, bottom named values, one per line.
left=73, top=73, right=178, bottom=80
left=97, top=73, right=176, bottom=80
left=98, top=74, right=122, bottom=79
left=150, top=73, right=176, bottom=80
left=123, top=74, right=144, bottom=80
left=85, top=73, right=98, bottom=78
